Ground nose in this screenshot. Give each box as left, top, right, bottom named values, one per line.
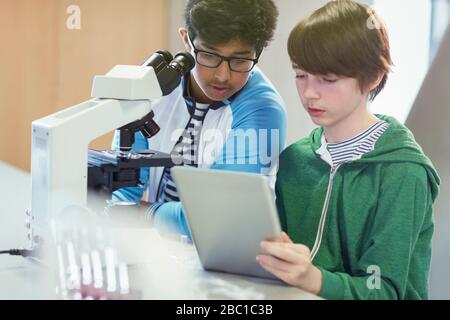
left=300, top=78, right=320, bottom=100
left=213, top=60, right=231, bottom=83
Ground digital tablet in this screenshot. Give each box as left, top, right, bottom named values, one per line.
left=171, top=166, right=282, bottom=280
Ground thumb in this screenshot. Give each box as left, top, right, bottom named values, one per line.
left=281, top=232, right=293, bottom=243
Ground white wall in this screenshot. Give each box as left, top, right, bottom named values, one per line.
left=406, top=25, right=450, bottom=300
left=370, top=0, right=432, bottom=123
left=167, top=0, right=185, bottom=54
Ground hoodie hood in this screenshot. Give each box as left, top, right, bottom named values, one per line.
left=309, top=114, right=440, bottom=201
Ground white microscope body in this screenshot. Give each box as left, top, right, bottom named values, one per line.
left=30, top=51, right=194, bottom=245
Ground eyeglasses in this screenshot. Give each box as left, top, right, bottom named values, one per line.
left=187, top=34, right=261, bottom=73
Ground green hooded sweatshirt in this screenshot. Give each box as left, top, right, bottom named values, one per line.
left=275, top=115, right=440, bottom=300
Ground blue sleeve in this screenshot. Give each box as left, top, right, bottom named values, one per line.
left=211, top=103, right=286, bottom=173
left=111, top=130, right=149, bottom=203
left=153, top=102, right=287, bottom=238
left=152, top=202, right=191, bottom=236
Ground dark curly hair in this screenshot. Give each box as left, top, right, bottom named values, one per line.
left=185, top=0, right=279, bottom=52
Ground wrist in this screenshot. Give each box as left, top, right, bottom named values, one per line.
left=299, top=265, right=323, bottom=295
left=145, top=202, right=164, bottom=226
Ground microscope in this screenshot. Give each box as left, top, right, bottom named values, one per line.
left=30, top=50, right=195, bottom=247
left=87, top=51, right=192, bottom=194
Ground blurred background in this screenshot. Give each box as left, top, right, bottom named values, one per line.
left=0, top=0, right=449, bottom=299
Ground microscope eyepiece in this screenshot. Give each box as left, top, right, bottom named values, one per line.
left=142, top=50, right=174, bottom=74
left=140, top=50, right=196, bottom=96
left=150, top=51, right=195, bottom=96
left=169, top=52, right=196, bottom=77
left=156, top=50, right=174, bottom=64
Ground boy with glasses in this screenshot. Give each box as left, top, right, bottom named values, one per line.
left=111, top=0, right=286, bottom=237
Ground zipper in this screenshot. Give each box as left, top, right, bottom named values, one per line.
left=310, top=164, right=342, bottom=261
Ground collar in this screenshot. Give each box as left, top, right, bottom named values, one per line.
left=315, top=134, right=333, bottom=166
left=181, top=73, right=242, bottom=113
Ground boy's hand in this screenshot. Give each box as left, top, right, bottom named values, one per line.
left=257, top=232, right=323, bottom=295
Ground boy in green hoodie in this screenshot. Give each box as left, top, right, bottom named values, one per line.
left=256, top=0, right=440, bottom=299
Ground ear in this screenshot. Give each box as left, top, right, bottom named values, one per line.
left=369, top=72, right=385, bottom=91
left=179, top=27, right=191, bottom=52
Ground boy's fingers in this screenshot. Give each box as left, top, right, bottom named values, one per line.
left=281, top=232, right=293, bottom=243
left=260, top=241, right=302, bottom=264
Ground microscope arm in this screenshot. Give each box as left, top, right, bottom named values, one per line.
left=31, top=97, right=154, bottom=235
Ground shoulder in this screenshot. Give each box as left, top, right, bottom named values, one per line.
left=152, top=84, right=183, bottom=108
left=279, top=138, right=312, bottom=167
left=375, top=162, right=432, bottom=201
left=228, top=68, right=287, bottom=130
left=232, top=67, right=286, bottom=114
left=380, top=162, right=428, bottom=183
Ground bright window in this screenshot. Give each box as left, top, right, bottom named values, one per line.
left=369, top=0, right=450, bottom=123
left=369, top=0, right=432, bottom=123
left=430, top=0, right=450, bottom=61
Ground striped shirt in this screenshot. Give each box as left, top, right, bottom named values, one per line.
left=145, top=75, right=233, bottom=221
left=158, top=102, right=210, bottom=202
left=326, top=121, right=389, bottom=166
